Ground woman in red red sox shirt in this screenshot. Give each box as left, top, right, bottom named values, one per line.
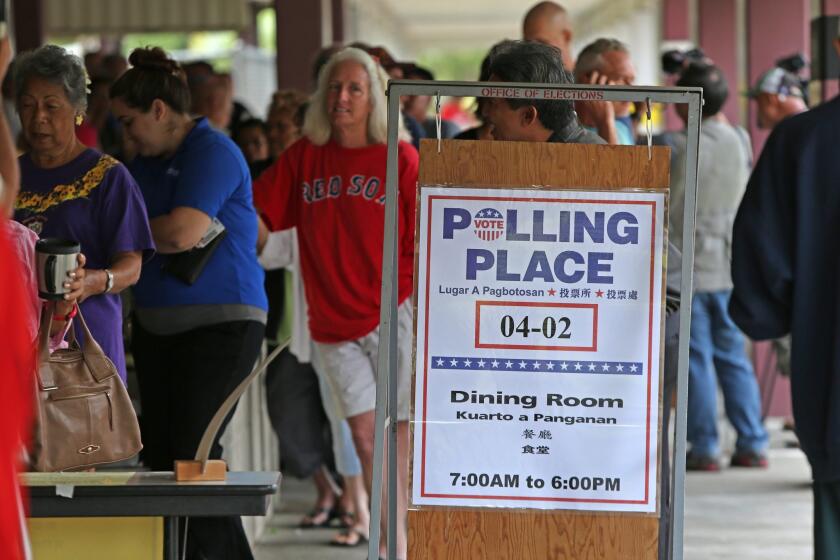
left=253, top=47, right=418, bottom=558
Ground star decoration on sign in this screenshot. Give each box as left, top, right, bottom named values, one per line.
left=547, top=288, right=557, bottom=296
left=595, top=290, right=605, bottom=297
left=429, top=356, right=643, bottom=375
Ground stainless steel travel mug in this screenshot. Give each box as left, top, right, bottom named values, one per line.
left=35, top=238, right=80, bottom=300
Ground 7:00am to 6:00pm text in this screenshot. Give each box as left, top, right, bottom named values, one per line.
left=449, top=472, right=621, bottom=491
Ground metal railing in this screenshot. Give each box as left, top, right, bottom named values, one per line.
left=370, top=79, right=702, bottom=560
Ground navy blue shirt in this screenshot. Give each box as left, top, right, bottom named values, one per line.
left=730, top=97, right=840, bottom=480
left=130, top=118, right=267, bottom=311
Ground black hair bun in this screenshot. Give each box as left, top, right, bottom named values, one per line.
left=128, top=47, right=180, bottom=74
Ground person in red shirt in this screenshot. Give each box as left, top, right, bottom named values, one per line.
left=0, top=36, right=86, bottom=559
left=0, top=222, right=35, bottom=560
left=0, top=34, right=33, bottom=560
left=253, top=47, right=418, bottom=557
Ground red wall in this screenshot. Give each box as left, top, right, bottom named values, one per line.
left=663, top=0, right=691, bottom=40
left=662, top=0, right=692, bottom=130
left=747, top=0, right=810, bottom=155
left=699, top=0, right=740, bottom=125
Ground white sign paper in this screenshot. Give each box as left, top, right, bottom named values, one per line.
left=411, top=187, right=665, bottom=513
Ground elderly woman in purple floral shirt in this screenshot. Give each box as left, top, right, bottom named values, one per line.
left=13, top=45, right=154, bottom=382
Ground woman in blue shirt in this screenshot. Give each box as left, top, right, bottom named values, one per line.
left=110, top=47, right=267, bottom=560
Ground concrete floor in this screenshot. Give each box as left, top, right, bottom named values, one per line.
left=684, top=447, right=811, bottom=560
left=255, top=422, right=813, bottom=559
left=255, top=477, right=365, bottom=560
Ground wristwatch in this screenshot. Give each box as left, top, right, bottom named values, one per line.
left=104, top=269, right=114, bottom=293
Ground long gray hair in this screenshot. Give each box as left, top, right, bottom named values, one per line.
left=303, top=47, right=407, bottom=145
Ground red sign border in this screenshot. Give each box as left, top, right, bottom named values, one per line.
left=474, top=300, right=599, bottom=351
left=417, top=193, right=659, bottom=506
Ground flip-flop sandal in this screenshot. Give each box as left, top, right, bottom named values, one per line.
left=335, top=509, right=356, bottom=529
left=329, top=527, right=369, bottom=547
left=298, top=506, right=336, bottom=528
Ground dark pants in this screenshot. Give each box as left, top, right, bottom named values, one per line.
left=659, top=311, right=680, bottom=560
left=814, top=480, right=840, bottom=560
left=263, top=269, right=285, bottom=342
left=264, top=347, right=332, bottom=478
left=133, top=318, right=265, bottom=560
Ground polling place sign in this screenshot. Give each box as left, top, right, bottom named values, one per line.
left=411, top=187, right=666, bottom=513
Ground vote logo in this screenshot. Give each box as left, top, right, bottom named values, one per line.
left=473, top=208, right=505, bottom=241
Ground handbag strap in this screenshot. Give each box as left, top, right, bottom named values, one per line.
left=36, top=303, right=115, bottom=387
left=73, top=306, right=116, bottom=383
left=36, top=303, right=57, bottom=390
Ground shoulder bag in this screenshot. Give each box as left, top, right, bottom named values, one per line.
left=31, top=304, right=142, bottom=472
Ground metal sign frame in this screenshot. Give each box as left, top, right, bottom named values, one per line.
left=370, top=79, right=702, bottom=560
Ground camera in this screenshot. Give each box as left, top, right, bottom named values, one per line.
left=773, top=52, right=810, bottom=106
left=661, top=48, right=707, bottom=75
left=776, top=53, right=808, bottom=75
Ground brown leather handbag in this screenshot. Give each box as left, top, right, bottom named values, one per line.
left=31, top=304, right=142, bottom=472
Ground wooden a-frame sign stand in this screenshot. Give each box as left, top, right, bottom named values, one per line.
left=407, top=138, right=671, bottom=560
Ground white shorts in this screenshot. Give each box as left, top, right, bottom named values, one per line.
left=313, top=300, right=414, bottom=422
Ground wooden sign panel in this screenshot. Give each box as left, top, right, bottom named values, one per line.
left=408, top=139, right=670, bottom=560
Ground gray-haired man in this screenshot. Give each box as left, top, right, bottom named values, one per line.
left=573, top=38, right=637, bottom=145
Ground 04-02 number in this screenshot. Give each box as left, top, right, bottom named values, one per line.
left=500, top=315, right=571, bottom=339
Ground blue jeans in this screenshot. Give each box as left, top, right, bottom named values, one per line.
left=687, top=290, right=768, bottom=457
